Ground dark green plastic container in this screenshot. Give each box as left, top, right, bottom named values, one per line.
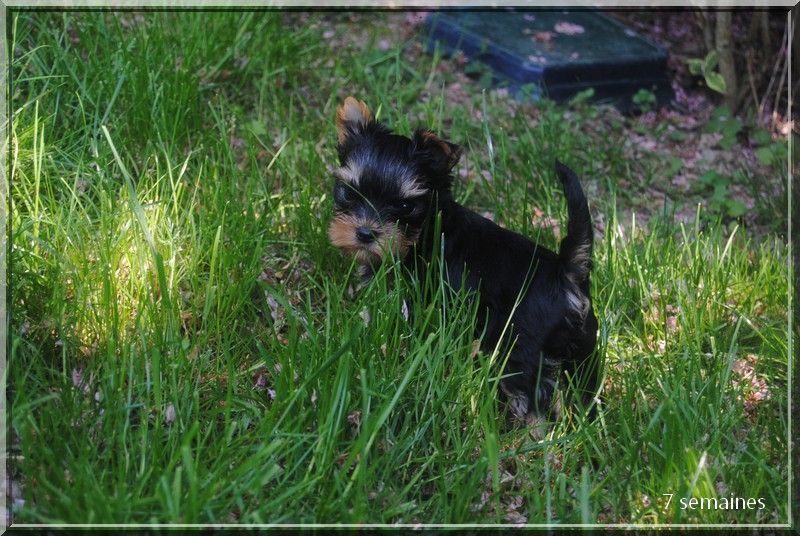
left=425, top=10, right=673, bottom=111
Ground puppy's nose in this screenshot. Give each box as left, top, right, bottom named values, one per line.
left=356, top=226, right=379, bottom=244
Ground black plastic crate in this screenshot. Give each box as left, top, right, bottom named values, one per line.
left=425, top=10, right=673, bottom=111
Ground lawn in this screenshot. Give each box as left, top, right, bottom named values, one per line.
left=7, top=10, right=791, bottom=525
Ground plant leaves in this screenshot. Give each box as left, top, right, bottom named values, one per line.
left=703, top=50, right=719, bottom=71
left=686, top=58, right=703, bottom=76
left=704, top=71, right=727, bottom=95
left=568, top=88, right=594, bottom=106
left=752, top=130, right=772, bottom=146
left=700, top=170, right=725, bottom=186
left=755, top=146, right=774, bottom=166
left=725, top=199, right=747, bottom=217
left=719, top=131, right=738, bottom=150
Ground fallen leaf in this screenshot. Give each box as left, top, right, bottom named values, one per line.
left=731, top=354, right=771, bottom=415
left=531, top=207, right=561, bottom=239
left=229, top=136, right=245, bottom=150
left=505, top=510, right=527, bottom=525
left=71, top=368, right=83, bottom=388
left=470, top=339, right=481, bottom=358
left=266, top=294, right=280, bottom=322
left=471, top=490, right=492, bottom=512
left=71, top=368, right=91, bottom=394
left=533, top=31, right=553, bottom=43
left=506, top=495, right=524, bottom=510
left=165, top=404, right=176, bottom=425
left=254, top=373, right=267, bottom=391
left=347, top=410, right=362, bottom=433
left=554, top=21, right=585, bottom=35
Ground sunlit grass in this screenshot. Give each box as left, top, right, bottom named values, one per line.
left=8, top=10, right=790, bottom=525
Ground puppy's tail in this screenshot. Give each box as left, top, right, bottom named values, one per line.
left=555, top=160, right=593, bottom=285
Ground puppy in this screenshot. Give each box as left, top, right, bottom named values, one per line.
left=328, top=96, right=599, bottom=424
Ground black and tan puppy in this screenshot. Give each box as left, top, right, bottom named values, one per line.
left=328, top=96, right=599, bottom=425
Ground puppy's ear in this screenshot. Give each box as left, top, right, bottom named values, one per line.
left=412, top=129, right=462, bottom=179
left=336, top=96, right=374, bottom=145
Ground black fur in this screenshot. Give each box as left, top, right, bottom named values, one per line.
left=330, top=99, right=599, bottom=423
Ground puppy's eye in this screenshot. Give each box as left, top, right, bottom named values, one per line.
left=334, top=181, right=356, bottom=206
left=393, top=200, right=414, bottom=216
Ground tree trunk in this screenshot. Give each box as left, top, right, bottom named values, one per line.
left=700, top=11, right=714, bottom=54
left=792, top=8, right=799, bottom=103
left=715, top=11, right=738, bottom=111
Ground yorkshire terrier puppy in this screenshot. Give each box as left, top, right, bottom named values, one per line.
left=328, top=96, right=599, bottom=424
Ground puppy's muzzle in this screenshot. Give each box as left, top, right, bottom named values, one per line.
left=356, top=226, right=380, bottom=244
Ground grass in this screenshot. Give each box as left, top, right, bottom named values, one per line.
left=8, top=10, right=791, bottom=525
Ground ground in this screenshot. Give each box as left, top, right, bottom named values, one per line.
left=7, top=9, right=792, bottom=526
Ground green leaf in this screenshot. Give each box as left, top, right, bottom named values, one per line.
left=706, top=106, right=734, bottom=133
left=752, top=129, right=772, bottom=146
left=666, top=156, right=683, bottom=177
left=713, top=182, right=728, bottom=201
left=711, top=106, right=733, bottom=121
left=669, top=129, right=688, bottom=142
left=719, top=131, right=737, bottom=150
left=478, top=71, right=493, bottom=90
left=704, top=71, right=727, bottom=94
left=247, top=119, right=267, bottom=137
left=632, top=88, right=656, bottom=112
left=687, top=58, right=703, bottom=76
left=700, top=170, right=725, bottom=186
left=755, top=146, right=774, bottom=166
left=464, top=62, right=484, bottom=75
left=725, top=199, right=747, bottom=217
left=569, top=88, right=595, bottom=106
left=703, top=50, right=719, bottom=71
left=722, top=117, right=742, bottom=136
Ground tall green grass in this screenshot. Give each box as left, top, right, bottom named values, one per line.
left=8, top=11, right=789, bottom=524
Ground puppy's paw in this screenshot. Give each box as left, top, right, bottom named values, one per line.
left=503, top=408, right=549, bottom=440
left=523, top=413, right=547, bottom=441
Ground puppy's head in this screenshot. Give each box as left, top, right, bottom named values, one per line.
left=328, top=96, right=461, bottom=267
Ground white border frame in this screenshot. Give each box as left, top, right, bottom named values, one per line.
left=0, top=2, right=794, bottom=533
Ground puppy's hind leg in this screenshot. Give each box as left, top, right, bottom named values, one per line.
left=499, top=345, right=558, bottom=436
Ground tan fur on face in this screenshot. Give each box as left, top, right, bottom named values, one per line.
left=336, top=96, right=373, bottom=144
left=399, top=177, right=428, bottom=198
left=373, top=221, right=419, bottom=260
left=329, top=213, right=420, bottom=267
left=334, top=161, right=363, bottom=187
left=328, top=213, right=380, bottom=265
